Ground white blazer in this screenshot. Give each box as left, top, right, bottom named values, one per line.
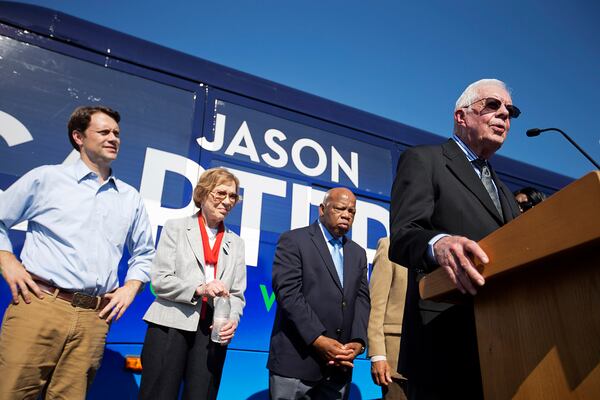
left=143, top=213, right=246, bottom=332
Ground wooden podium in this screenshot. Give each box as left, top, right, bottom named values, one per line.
left=420, top=171, right=600, bottom=400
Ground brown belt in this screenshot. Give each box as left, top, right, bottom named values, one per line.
left=33, top=278, right=110, bottom=311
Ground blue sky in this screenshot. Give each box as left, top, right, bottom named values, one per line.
left=15, top=0, right=600, bottom=179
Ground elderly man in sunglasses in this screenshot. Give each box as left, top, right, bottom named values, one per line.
left=389, top=79, right=522, bottom=399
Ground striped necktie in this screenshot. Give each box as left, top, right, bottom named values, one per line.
left=473, top=159, right=503, bottom=218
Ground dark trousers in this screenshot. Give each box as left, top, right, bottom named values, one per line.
left=382, top=377, right=408, bottom=400
left=406, top=378, right=482, bottom=400
left=269, top=372, right=350, bottom=400
left=138, top=317, right=227, bottom=400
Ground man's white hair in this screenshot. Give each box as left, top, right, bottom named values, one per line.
left=454, top=79, right=510, bottom=110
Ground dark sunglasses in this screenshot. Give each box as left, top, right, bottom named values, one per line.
left=465, top=97, right=521, bottom=119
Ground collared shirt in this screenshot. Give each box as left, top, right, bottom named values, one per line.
left=452, top=133, right=479, bottom=163
left=318, top=219, right=346, bottom=286
left=317, top=219, right=345, bottom=258
left=0, top=159, right=155, bottom=295
left=452, top=134, right=498, bottom=193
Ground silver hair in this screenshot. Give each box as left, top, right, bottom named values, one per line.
left=454, top=79, right=510, bottom=110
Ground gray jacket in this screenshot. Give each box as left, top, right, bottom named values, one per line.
left=143, top=213, right=246, bottom=332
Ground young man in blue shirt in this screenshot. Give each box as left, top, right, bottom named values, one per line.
left=0, top=106, right=155, bottom=399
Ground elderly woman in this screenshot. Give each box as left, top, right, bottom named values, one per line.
left=139, top=168, right=246, bottom=400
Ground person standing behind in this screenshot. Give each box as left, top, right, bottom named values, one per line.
left=514, top=186, right=546, bottom=213
left=139, top=168, right=247, bottom=400
left=0, top=106, right=155, bottom=399
left=268, top=187, right=370, bottom=400
left=367, top=237, right=408, bottom=400
left=390, top=79, right=521, bottom=399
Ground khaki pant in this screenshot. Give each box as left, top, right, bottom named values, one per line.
left=0, top=293, right=109, bottom=400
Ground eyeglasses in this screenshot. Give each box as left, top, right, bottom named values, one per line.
left=210, top=190, right=240, bottom=203
left=465, top=97, right=521, bottom=119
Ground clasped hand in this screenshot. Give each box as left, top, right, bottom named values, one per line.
left=195, top=279, right=229, bottom=298
left=312, top=335, right=362, bottom=369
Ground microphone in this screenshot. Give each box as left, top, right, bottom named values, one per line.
left=525, top=128, right=542, bottom=137
left=526, top=127, right=600, bottom=170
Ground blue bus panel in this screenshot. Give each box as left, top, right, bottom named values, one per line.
left=0, top=3, right=573, bottom=399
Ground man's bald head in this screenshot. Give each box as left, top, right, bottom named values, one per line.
left=319, top=188, right=357, bottom=238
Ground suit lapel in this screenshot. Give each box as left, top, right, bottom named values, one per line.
left=491, top=167, right=520, bottom=223
left=185, top=214, right=205, bottom=272
left=216, top=230, right=232, bottom=280
left=443, top=140, right=504, bottom=224
left=309, top=222, right=343, bottom=292
left=341, top=238, right=353, bottom=292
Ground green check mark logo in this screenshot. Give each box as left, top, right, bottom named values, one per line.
left=260, top=284, right=276, bottom=312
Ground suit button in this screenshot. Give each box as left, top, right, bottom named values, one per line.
left=336, top=328, right=342, bottom=335
left=342, top=301, right=347, bottom=308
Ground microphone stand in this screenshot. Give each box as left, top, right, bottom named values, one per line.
left=526, top=128, right=600, bottom=170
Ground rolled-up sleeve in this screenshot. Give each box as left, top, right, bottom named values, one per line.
left=124, top=194, right=155, bottom=284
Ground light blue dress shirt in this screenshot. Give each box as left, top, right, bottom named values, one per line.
left=318, top=220, right=344, bottom=285
left=0, top=159, right=155, bottom=295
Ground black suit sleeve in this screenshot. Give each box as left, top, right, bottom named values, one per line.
left=350, top=248, right=370, bottom=346
left=271, top=231, right=326, bottom=346
left=390, top=147, right=444, bottom=272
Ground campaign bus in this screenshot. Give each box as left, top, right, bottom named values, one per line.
left=0, top=2, right=573, bottom=398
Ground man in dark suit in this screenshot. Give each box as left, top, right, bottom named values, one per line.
left=389, top=79, right=522, bottom=399
left=268, top=187, right=370, bottom=400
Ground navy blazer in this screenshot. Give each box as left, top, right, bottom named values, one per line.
left=267, top=221, right=370, bottom=381
left=389, top=139, right=520, bottom=391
